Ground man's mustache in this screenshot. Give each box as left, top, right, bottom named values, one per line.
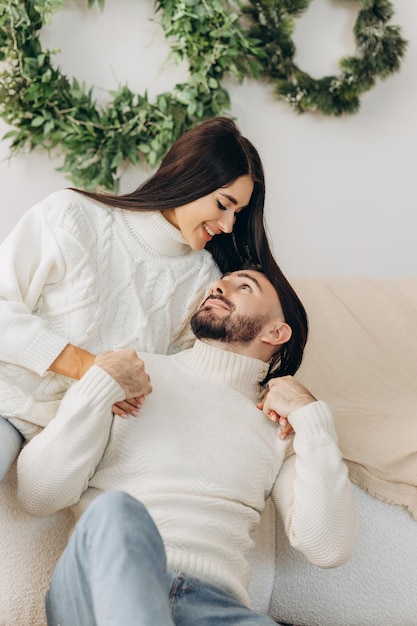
left=200, top=294, right=235, bottom=311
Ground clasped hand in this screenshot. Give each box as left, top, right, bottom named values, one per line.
left=257, top=376, right=316, bottom=440
left=95, top=350, right=152, bottom=418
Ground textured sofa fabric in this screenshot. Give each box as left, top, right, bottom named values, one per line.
left=1, top=277, right=416, bottom=626
left=270, top=483, right=417, bottom=626
left=0, top=465, right=72, bottom=626
left=267, top=276, right=417, bottom=626
left=292, top=277, right=417, bottom=519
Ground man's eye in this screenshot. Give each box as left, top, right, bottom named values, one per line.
left=216, top=199, right=227, bottom=211
left=241, top=284, right=252, bottom=292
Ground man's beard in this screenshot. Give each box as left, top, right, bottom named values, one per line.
left=191, top=297, right=268, bottom=345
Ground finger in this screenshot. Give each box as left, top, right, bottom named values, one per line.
left=113, top=400, right=140, bottom=417
left=112, top=396, right=146, bottom=418
left=112, top=404, right=129, bottom=419
left=124, top=396, right=145, bottom=409
left=268, top=410, right=280, bottom=423
left=142, top=377, right=153, bottom=396
left=279, top=422, right=294, bottom=440
left=257, top=400, right=274, bottom=417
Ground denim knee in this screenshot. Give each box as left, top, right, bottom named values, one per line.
left=80, top=491, right=164, bottom=557
left=85, top=490, right=146, bottom=521
left=0, top=417, right=23, bottom=482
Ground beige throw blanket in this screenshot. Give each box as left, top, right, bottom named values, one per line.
left=293, top=277, right=417, bottom=520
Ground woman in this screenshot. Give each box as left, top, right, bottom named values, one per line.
left=0, top=116, right=306, bottom=470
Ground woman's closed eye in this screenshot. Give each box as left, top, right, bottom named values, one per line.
left=217, top=198, right=243, bottom=218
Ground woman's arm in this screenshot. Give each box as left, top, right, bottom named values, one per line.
left=48, top=343, right=95, bottom=378
left=0, top=206, right=69, bottom=374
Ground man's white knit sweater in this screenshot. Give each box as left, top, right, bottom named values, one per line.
left=18, top=340, right=357, bottom=607
left=0, top=189, right=220, bottom=438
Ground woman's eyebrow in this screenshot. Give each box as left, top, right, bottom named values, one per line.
left=218, top=192, right=238, bottom=205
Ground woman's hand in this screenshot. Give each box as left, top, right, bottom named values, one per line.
left=257, top=376, right=316, bottom=440
left=112, top=396, right=146, bottom=419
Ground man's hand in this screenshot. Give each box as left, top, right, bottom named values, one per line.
left=95, top=350, right=152, bottom=417
left=257, top=376, right=316, bottom=440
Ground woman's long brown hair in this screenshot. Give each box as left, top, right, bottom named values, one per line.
left=73, top=116, right=308, bottom=374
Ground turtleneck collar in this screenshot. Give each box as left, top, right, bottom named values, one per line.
left=174, top=340, right=269, bottom=403
left=120, top=209, right=192, bottom=257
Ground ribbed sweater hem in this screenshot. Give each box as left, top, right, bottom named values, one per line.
left=166, top=547, right=250, bottom=607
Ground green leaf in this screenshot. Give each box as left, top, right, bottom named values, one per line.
left=138, top=143, right=150, bottom=154
left=31, top=116, right=45, bottom=127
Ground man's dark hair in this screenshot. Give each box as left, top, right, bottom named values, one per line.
left=241, top=263, right=308, bottom=385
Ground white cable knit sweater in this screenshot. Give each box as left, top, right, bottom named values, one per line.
left=0, top=189, right=220, bottom=438
left=17, top=340, right=357, bottom=607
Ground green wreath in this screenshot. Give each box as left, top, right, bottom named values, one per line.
left=242, top=0, right=408, bottom=116
left=0, top=0, right=408, bottom=191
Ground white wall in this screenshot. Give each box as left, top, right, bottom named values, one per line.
left=1, top=0, right=416, bottom=278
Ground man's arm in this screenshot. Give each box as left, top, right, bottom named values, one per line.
left=263, top=377, right=357, bottom=568
left=17, top=350, right=151, bottom=517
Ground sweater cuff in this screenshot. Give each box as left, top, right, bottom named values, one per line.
left=288, top=400, right=336, bottom=438
left=75, top=365, right=126, bottom=405
left=20, top=331, right=70, bottom=376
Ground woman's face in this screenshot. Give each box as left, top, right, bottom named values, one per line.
left=163, top=175, right=254, bottom=251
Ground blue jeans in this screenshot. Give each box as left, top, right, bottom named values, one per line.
left=46, top=491, right=277, bottom=626
left=0, top=417, right=23, bottom=482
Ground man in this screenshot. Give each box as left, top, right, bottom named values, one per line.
left=17, top=269, right=357, bottom=626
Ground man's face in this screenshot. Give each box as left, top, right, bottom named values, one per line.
left=191, top=270, right=283, bottom=345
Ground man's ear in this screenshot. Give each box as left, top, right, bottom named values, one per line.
left=260, top=321, right=292, bottom=347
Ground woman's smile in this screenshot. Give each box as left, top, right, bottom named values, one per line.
left=163, top=175, right=254, bottom=250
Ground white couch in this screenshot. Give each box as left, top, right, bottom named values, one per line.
left=1, top=277, right=416, bottom=626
